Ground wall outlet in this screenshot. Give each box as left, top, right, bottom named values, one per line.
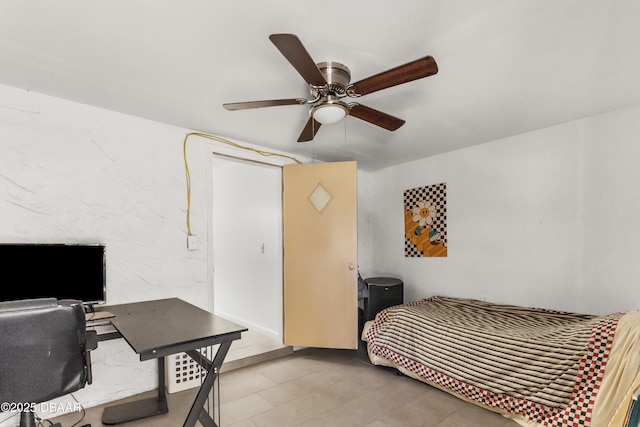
left=187, top=235, right=198, bottom=251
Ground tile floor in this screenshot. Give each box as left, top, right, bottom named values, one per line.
left=220, top=329, right=293, bottom=372
left=48, top=337, right=521, bottom=427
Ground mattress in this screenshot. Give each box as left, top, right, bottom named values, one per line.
left=362, top=296, right=640, bottom=427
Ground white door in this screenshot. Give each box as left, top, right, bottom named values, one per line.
left=211, top=155, right=282, bottom=341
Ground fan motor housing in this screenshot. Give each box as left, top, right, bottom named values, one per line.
left=314, top=62, right=351, bottom=97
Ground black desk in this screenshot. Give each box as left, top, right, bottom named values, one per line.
left=95, top=298, right=247, bottom=427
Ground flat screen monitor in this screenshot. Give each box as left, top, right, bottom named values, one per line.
left=0, top=243, right=106, bottom=306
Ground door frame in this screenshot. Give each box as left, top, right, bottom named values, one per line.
left=205, top=152, right=359, bottom=349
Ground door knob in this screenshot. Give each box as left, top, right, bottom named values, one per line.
left=349, top=264, right=355, bottom=270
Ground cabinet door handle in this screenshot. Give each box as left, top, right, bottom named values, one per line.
left=349, top=264, right=355, bottom=270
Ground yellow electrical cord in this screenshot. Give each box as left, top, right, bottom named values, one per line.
left=183, top=133, right=193, bottom=236
left=182, top=131, right=302, bottom=236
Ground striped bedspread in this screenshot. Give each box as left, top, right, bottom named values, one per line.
left=365, top=296, right=623, bottom=426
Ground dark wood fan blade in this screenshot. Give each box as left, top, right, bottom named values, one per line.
left=297, top=117, right=322, bottom=142
left=348, top=104, right=405, bottom=131
left=223, top=98, right=308, bottom=110
left=269, top=34, right=327, bottom=87
left=349, top=56, right=438, bottom=96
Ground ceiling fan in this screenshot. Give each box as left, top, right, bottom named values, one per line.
left=223, top=34, right=438, bottom=142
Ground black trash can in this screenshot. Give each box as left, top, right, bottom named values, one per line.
left=363, top=277, right=404, bottom=321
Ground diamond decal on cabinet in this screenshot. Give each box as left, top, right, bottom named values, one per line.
left=309, top=183, right=332, bottom=213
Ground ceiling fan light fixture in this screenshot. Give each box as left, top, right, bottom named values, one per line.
left=224, top=34, right=438, bottom=142
left=311, top=102, right=349, bottom=125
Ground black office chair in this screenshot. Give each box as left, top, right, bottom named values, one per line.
left=0, top=298, right=98, bottom=427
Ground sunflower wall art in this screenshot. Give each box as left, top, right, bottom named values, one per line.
left=404, top=182, right=447, bottom=257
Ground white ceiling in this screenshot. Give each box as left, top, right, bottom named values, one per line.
left=2, top=1, right=640, bottom=171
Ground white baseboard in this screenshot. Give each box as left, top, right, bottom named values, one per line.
left=213, top=309, right=282, bottom=342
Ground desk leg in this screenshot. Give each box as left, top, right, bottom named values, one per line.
left=183, top=342, right=232, bottom=427
left=102, top=357, right=169, bottom=425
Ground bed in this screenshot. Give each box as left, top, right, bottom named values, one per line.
left=362, top=296, right=640, bottom=427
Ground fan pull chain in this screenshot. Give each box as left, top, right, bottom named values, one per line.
left=343, top=118, right=348, bottom=161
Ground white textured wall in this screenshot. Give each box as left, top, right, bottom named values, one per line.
left=0, top=83, right=212, bottom=418
left=369, top=104, right=640, bottom=316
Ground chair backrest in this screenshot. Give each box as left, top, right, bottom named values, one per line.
left=0, top=298, right=90, bottom=404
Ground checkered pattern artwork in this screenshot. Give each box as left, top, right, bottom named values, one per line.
left=404, top=182, right=447, bottom=257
